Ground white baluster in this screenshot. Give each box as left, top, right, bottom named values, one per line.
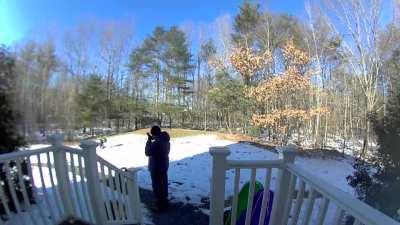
left=231, top=168, right=241, bottom=225
left=108, top=167, right=121, bottom=220
left=49, top=134, right=74, bottom=216
left=125, top=168, right=142, bottom=224
left=270, top=145, right=298, bottom=225
left=26, top=157, right=50, bottom=225
left=37, top=154, right=57, bottom=223
left=332, top=207, right=344, bottom=225
left=80, top=140, right=107, bottom=225
left=46, top=152, right=63, bottom=217
left=290, top=180, right=305, bottom=225
left=114, top=172, right=126, bottom=219
left=100, top=164, right=112, bottom=220
left=0, top=178, right=11, bottom=218
left=78, top=155, right=94, bottom=221
left=316, top=197, right=330, bottom=225
left=302, top=188, right=316, bottom=225
left=258, top=168, right=272, bottom=225
left=209, top=146, right=230, bottom=225
left=16, top=159, right=38, bottom=225
left=70, top=153, right=85, bottom=218
left=245, top=168, right=257, bottom=225
left=282, top=174, right=297, bottom=225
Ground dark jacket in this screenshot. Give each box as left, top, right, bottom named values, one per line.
left=145, top=132, right=170, bottom=173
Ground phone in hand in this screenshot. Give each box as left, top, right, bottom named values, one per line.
left=146, top=132, right=153, bottom=140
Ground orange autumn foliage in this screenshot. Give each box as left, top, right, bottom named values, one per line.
left=230, top=39, right=329, bottom=137
left=229, top=46, right=272, bottom=83
left=282, top=39, right=310, bottom=67
left=251, top=108, right=330, bottom=127
left=246, top=67, right=312, bottom=102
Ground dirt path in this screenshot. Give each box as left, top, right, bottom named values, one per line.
left=140, top=188, right=209, bottom=225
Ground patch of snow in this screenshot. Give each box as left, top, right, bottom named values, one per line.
left=27, top=144, right=50, bottom=150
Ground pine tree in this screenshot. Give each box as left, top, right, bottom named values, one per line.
left=0, top=46, right=35, bottom=211
left=347, top=48, right=400, bottom=221
left=77, top=74, right=108, bottom=133
left=370, top=56, right=400, bottom=219
left=208, top=71, right=249, bottom=133
left=0, top=46, right=25, bottom=153
left=232, top=0, right=262, bottom=47
left=129, top=26, right=193, bottom=126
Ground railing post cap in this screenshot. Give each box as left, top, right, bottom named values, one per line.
left=209, top=146, right=230, bottom=156
left=48, top=133, right=64, bottom=146
left=123, top=167, right=141, bottom=179
left=79, top=139, right=99, bottom=149
left=124, top=167, right=141, bottom=173
left=277, top=144, right=298, bottom=162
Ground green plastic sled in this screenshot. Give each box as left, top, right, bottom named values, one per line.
left=224, top=181, right=263, bottom=225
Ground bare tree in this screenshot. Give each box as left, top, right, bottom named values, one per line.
left=212, top=14, right=234, bottom=74
left=305, top=2, right=341, bottom=147
left=325, top=0, right=383, bottom=154
left=98, top=20, right=134, bottom=128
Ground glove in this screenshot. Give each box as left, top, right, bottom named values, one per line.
left=147, top=133, right=153, bottom=141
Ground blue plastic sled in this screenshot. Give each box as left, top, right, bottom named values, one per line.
left=235, top=189, right=274, bottom=225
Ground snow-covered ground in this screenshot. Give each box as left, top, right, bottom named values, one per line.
left=93, top=133, right=355, bottom=205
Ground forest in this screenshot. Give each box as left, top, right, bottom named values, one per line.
left=2, top=0, right=399, bottom=156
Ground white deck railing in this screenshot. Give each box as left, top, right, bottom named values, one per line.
left=0, top=134, right=142, bottom=225
left=209, top=146, right=400, bottom=225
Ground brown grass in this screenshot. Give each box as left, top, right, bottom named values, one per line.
left=215, top=132, right=254, bottom=142
left=133, top=128, right=212, bottom=138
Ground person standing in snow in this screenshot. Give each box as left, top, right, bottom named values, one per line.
left=145, top=125, right=170, bottom=212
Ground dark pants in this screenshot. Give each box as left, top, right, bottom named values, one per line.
left=150, top=170, right=168, bottom=208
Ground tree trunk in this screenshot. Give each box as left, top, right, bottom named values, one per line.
left=204, top=110, right=207, bottom=131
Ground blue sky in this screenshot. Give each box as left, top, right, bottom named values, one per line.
left=0, top=0, right=395, bottom=46
left=0, top=0, right=309, bottom=46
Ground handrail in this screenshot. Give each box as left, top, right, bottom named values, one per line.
left=97, top=156, right=138, bottom=180
left=0, top=145, right=82, bottom=163
left=286, top=163, right=400, bottom=225
left=96, top=155, right=142, bottom=224
left=0, top=136, right=142, bottom=225
left=227, top=159, right=283, bottom=169
left=62, top=145, right=84, bottom=155
left=209, top=146, right=400, bottom=225
left=0, top=146, right=53, bottom=162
